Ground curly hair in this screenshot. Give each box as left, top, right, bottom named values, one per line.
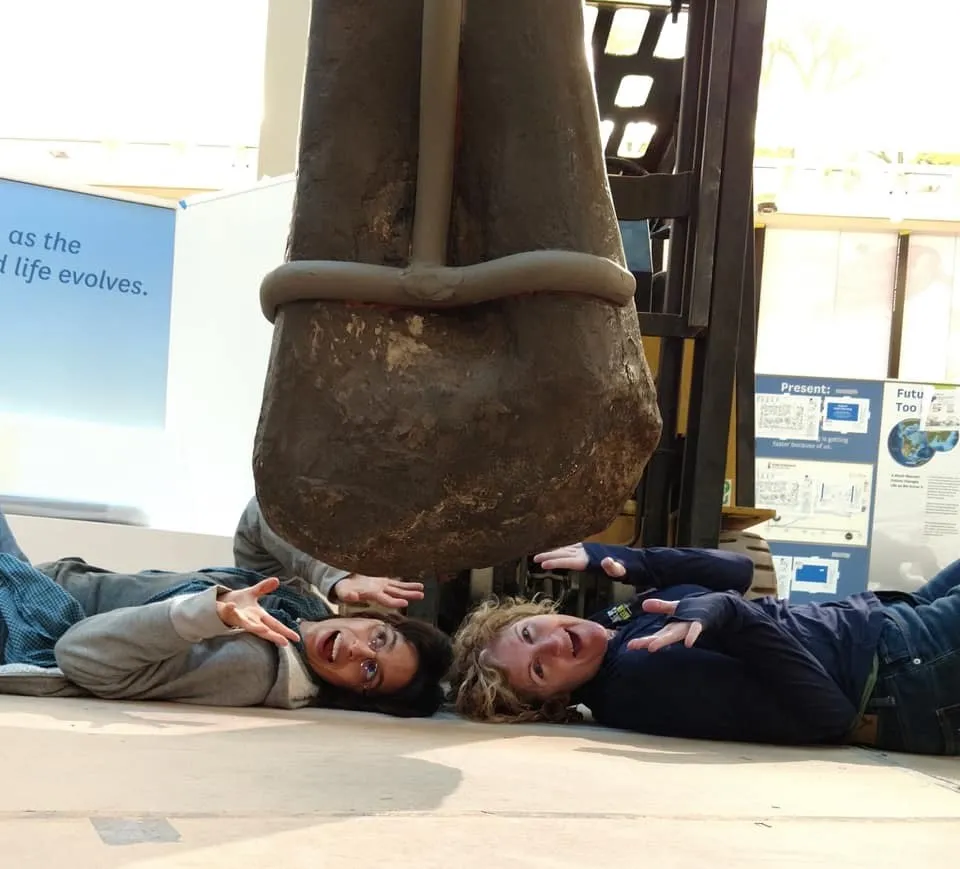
left=448, top=596, right=582, bottom=725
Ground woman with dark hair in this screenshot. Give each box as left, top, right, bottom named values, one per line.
left=52, top=574, right=452, bottom=718
left=0, top=509, right=451, bottom=718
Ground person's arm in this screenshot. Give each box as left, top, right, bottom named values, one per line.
left=233, top=499, right=426, bottom=609
left=233, top=498, right=349, bottom=599
left=635, top=591, right=859, bottom=741
left=582, top=544, right=754, bottom=595
left=0, top=508, right=28, bottom=562
left=54, top=587, right=278, bottom=706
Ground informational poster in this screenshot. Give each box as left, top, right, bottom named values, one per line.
left=868, top=381, right=960, bottom=594
left=755, top=375, right=884, bottom=602
left=0, top=178, right=176, bottom=427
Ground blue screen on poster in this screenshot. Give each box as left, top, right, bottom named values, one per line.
left=0, top=178, right=175, bottom=428
left=825, top=401, right=860, bottom=423
left=795, top=563, right=829, bottom=585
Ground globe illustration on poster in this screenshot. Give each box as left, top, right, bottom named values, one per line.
left=928, top=428, right=960, bottom=452
left=887, top=418, right=959, bottom=468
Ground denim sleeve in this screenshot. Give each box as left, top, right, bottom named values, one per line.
left=0, top=508, right=28, bottom=562
left=667, top=591, right=859, bottom=740
left=582, top=544, right=753, bottom=595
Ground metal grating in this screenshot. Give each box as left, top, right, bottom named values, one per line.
left=589, top=0, right=768, bottom=552
left=586, top=2, right=688, bottom=172
left=454, top=0, right=769, bottom=622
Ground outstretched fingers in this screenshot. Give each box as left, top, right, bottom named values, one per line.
left=533, top=545, right=585, bottom=570
left=259, top=611, right=301, bottom=645
left=377, top=592, right=416, bottom=608
left=626, top=621, right=702, bottom=654
left=385, top=579, right=425, bottom=601
left=252, top=577, right=281, bottom=597
left=237, top=609, right=296, bottom=647
left=641, top=598, right=678, bottom=616
left=683, top=621, right=703, bottom=648
left=600, top=557, right=627, bottom=578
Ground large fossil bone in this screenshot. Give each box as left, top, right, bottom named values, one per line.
left=253, top=0, right=662, bottom=576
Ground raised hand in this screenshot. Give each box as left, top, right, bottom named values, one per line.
left=535, top=543, right=628, bottom=579
left=626, top=598, right=703, bottom=653
left=598, top=557, right=627, bottom=578
left=533, top=544, right=588, bottom=571
left=215, top=577, right=302, bottom=647
left=335, top=575, right=426, bottom=609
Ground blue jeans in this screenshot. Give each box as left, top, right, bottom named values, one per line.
left=0, top=508, right=27, bottom=562
left=870, top=560, right=960, bottom=755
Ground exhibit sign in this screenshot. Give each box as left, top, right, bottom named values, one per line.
left=754, top=375, right=884, bottom=602
left=868, top=381, right=960, bottom=593
left=0, top=177, right=176, bottom=428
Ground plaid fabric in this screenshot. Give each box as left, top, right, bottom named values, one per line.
left=0, top=554, right=86, bottom=667
left=0, top=510, right=27, bottom=561
left=146, top=576, right=332, bottom=647
left=0, top=554, right=331, bottom=671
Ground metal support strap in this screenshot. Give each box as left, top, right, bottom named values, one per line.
left=259, top=0, right=635, bottom=319
left=411, top=0, right=463, bottom=266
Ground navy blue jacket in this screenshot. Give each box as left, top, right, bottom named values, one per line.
left=574, top=545, right=886, bottom=745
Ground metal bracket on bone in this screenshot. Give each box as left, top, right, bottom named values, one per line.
left=260, top=252, right=637, bottom=321
left=261, top=0, right=635, bottom=320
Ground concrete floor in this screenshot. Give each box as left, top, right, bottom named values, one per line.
left=1, top=696, right=957, bottom=868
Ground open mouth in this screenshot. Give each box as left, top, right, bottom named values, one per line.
left=321, top=630, right=342, bottom=664
left=565, top=628, right=581, bottom=658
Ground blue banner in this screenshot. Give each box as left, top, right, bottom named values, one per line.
left=0, top=179, right=175, bottom=428
left=755, top=375, right=884, bottom=602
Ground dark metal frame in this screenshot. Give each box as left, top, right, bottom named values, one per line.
left=734, top=222, right=765, bottom=508
left=450, top=0, right=770, bottom=623
left=593, top=0, right=768, bottom=548
left=886, top=231, right=911, bottom=380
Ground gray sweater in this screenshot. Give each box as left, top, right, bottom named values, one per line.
left=0, top=499, right=340, bottom=705
left=233, top=497, right=349, bottom=600
left=53, top=586, right=320, bottom=708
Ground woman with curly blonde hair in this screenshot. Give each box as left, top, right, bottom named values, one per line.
left=450, top=540, right=960, bottom=757
left=450, top=542, right=755, bottom=727
left=450, top=596, right=586, bottom=724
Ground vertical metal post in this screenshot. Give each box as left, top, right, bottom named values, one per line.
left=640, top=0, right=712, bottom=547
left=753, top=223, right=766, bottom=301
left=683, top=0, right=736, bottom=329
left=663, top=0, right=711, bottom=315
left=678, top=0, right=768, bottom=547
left=887, top=231, right=910, bottom=379
left=734, top=210, right=761, bottom=508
